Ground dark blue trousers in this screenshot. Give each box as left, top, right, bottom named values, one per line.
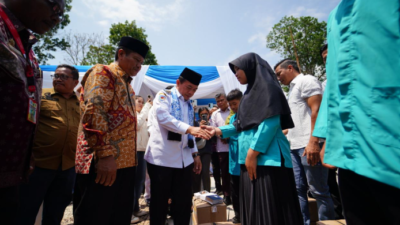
left=18, top=166, right=76, bottom=225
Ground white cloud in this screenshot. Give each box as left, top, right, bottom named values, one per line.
left=248, top=33, right=266, bottom=47
left=98, top=20, right=109, bottom=27
left=81, top=0, right=185, bottom=31
left=290, top=6, right=326, bottom=20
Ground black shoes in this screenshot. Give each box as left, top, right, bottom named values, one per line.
left=223, top=196, right=232, bottom=205
left=231, top=216, right=241, bottom=224
left=214, top=189, right=223, bottom=196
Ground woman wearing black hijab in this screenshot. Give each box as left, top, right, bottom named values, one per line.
left=204, top=53, right=302, bottom=225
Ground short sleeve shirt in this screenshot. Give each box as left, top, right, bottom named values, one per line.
left=287, top=74, right=322, bottom=149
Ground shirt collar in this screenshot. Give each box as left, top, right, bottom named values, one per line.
left=109, top=62, right=132, bottom=84
left=176, top=89, right=190, bottom=103
left=217, top=107, right=230, bottom=113
left=49, top=88, right=78, bottom=99
left=290, top=73, right=304, bottom=86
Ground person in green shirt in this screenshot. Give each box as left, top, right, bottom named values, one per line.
left=203, top=53, right=302, bottom=225
left=226, top=88, right=242, bottom=224
left=314, top=1, right=400, bottom=224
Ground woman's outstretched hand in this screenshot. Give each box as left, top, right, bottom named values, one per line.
left=201, top=125, right=222, bottom=137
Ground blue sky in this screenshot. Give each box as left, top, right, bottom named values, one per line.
left=49, top=0, right=340, bottom=67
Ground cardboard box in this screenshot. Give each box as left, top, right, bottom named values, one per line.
left=309, top=198, right=318, bottom=222
left=192, top=198, right=227, bottom=224
left=316, top=219, right=346, bottom=225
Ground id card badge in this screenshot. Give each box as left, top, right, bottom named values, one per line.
left=27, top=98, right=37, bottom=124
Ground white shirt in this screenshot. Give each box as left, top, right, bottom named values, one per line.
left=136, top=103, right=152, bottom=152
left=144, top=89, right=198, bottom=168
left=210, top=107, right=231, bottom=153
left=287, top=74, right=322, bottom=150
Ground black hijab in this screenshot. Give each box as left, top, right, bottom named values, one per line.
left=229, top=53, right=294, bottom=131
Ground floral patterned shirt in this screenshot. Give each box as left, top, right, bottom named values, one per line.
left=76, top=63, right=137, bottom=174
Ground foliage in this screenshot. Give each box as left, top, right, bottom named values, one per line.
left=81, top=44, right=115, bottom=65
left=33, top=0, right=72, bottom=64
left=266, top=16, right=327, bottom=80
left=108, top=20, right=158, bottom=65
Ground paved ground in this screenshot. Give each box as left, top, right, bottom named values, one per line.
left=57, top=175, right=235, bottom=225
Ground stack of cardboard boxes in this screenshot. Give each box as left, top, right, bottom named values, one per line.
left=192, top=191, right=240, bottom=225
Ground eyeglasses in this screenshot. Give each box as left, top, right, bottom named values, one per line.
left=51, top=74, right=73, bottom=81
left=46, top=0, right=65, bottom=21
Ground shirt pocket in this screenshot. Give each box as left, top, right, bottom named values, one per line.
left=369, top=87, right=400, bottom=149
left=40, top=100, right=62, bottom=118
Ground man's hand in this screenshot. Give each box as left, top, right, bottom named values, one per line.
left=95, top=156, right=117, bottom=186
left=193, top=155, right=202, bottom=174
left=303, top=140, right=321, bottom=166
left=200, top=125, right=223, bottom=137
left=187, top=126, right=211, bottom=140
left=320, top=143, right=336, bottom=169
left=245, top=149, right=259, bottom=181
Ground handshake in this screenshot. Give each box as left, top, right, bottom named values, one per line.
left=186, top=125, right=222, bottom=140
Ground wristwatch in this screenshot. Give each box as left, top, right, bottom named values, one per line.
left=192, top=153, right=199, bottom=158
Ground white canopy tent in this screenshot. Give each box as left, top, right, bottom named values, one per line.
left=40, top=65, right=247, bottom=106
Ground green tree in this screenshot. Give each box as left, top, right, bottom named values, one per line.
left=266, top=16, right=327, bottom=80
left=81, top=44, right=115, bottom=65
left=109, top=20, right=158, bottom=65
left=33, top=0, right=72, bottom=64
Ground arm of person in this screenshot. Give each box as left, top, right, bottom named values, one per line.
left=137, top=102, right=152, bottom=130
left=81, top=67, right=116, bottom=158
left=81, top=67, right=117, bottom=186
left=154, top=92, right=210, bottom=139
left=304, top=94, right=323, bottom=166
left=245, top=116, right=280, bottom=180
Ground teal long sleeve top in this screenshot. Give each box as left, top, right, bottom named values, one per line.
left=228, top=114, right=240, bottom=176
left=220, top=115, right=292, bottom=168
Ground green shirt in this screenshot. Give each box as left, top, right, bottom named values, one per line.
left=220, top=115, right=292, bottom=168
left=315, top=0, right=400, bottom=189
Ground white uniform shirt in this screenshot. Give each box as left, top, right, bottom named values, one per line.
left=210, top=108, right=230, bottom=152
left=287, top=74, right=322, bottom=150
left=145, top=89, right=198, bottom=168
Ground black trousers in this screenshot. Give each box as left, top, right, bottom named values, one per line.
left=211, top=151, right=222, bottom=191
left=192, top=153, right=211, bottom=193
left=339, top=169, right=400, bottom=225
left=147, top=162, right=193, bottom=225
left=0, top=186, right=19, bottom=225
left=73, top=165, right=136, bottom=225
left=218, top=152, right=231, bottom=197
left=328, top=168, right=343, bottom=219
left=230, top=175, right=240, bottom=219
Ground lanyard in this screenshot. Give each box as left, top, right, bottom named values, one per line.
left=0, top=5, right=36, bottom=94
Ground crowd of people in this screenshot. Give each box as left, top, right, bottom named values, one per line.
left=0, top=0, right=399, bottom=225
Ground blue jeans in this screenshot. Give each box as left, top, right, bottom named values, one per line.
left=18, top=166, right=76, bottom=225
left=133, top=151, right=147, bottom=212
left=291, top=148, right=335, bottom=225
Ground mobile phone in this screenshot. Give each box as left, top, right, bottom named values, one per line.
left=201, top=114, right=208, bottom=121
left=148, top=95, right=152, bottom=99
left=208, top=103, right=213, bottom=108
left=192, top=100, right=197, bottom=107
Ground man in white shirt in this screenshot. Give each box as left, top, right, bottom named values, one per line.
left=210, top=93, right=232, bottom=205
left=274, top=59, right=335, bottom=225
left=145, top=68, right=210, bottom=225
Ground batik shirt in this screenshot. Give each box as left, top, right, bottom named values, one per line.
left=76, top=63, right=137, bottom=174
left=0, top=5, right=42, bottom=187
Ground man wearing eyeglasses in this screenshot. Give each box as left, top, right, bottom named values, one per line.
left=0, top=0, right=65, bottom=224
left=73, top=37, right=149, bottom=225
left=18, top=64, right=79, bottom=225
